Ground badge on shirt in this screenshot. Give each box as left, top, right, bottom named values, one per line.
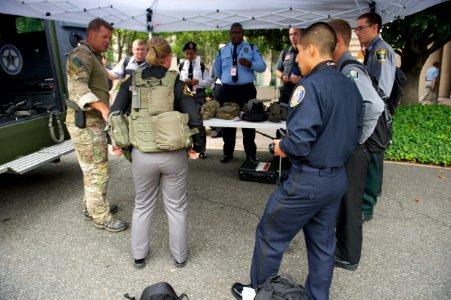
left=375, top=49, right=387, bottom=63
left=244, top=47, right=249, bottom=53
left=230, top=66, right=237, bottom=76
left=347, top=70, right=359, bottom=80
left=290, top=85, right=305, bottom=107
left=285, top=54, right=291, bottom=61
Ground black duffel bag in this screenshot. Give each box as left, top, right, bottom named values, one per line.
left=255, top=274, right=311, bottom=300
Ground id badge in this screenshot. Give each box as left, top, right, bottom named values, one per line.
left=230, top=66, right=237, bottom=76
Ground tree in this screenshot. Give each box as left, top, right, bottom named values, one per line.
left=107, top=29, right=148, bottom=64
left=382, top=1, right=451, bottom=104
left=107, top=28, right=291, bottom=78
left=155, top=30, right=230, bottom=66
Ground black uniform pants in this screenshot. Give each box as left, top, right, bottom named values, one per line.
left=278, top=83, right=295, bottom=104
left=219, top=83, right=257, bottom=157
left=335, top=144, right=371, bottom=264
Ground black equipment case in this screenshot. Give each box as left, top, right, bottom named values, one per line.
left=239, top=160, right=279, bottom=184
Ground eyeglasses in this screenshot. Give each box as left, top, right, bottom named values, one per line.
left=354, top=25, right=373, bottom=33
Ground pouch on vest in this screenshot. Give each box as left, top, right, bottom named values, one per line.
left=107, top=111, right=130, bottom=148
left=132, top=70, right=178, bottom=115
left=201, top=99, right=220, bottom=120
left=152, top=111, right=198, bottom=151
left=215, top=102, right=241, bottom=120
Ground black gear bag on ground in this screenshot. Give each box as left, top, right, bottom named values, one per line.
left=255, top=274, right=311, bottom=300
left=239, top=160, right=278, bottom=184
left=124, top=282, right=189, bottom=300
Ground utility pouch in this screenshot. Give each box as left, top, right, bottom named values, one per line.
left=107, top=111, right=130, bottom=148
left=75, top=109, right=86, bottom=128
left=152, top=111, right=197, bottom=151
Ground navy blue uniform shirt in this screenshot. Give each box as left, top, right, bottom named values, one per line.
left=279, top=61, right=363, bottom=168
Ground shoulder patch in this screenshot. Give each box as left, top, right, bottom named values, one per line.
left=375, top=49, right=388, bottom=63
left=71, top=56, right=82, bottom=68
left=183, top=85, right=194, bottom=96
left=347, top=70, right=359, bottom=80
left=290, top=85, right=305, bottom=107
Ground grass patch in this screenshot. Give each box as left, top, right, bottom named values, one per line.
left=385, top=104, right=451, bottom=166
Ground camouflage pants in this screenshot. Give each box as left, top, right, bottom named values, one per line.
left=66, top=117, right=111, bottom=224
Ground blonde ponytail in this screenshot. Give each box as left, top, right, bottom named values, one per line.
left=146, top=37, right=171, bottom=67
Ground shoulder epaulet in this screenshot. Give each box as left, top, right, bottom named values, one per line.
left=340, top=59, right=364, bottom=71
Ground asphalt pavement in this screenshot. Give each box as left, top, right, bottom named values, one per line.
left=0, top=130, right=450, bottom=299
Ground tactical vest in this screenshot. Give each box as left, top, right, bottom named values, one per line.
left=128, top=69, right=196, bottom=152
left=66, top=41, right=109, bottom=118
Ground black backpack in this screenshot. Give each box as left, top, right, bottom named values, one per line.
left=255, top=274, right=311, bottom=300
left=365, top=105, right=393, bottom=153
left=340, top=60, right=393, bottom=153
left=243, top=99, right=268, bottom=122
left=386, top=67, right=407, bottom=115
left=123, top=56, right=132, bottom=75
left=124, top=282, right=189, bottom=300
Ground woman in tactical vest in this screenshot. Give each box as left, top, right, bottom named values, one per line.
left=110, top=37, right=198, bottom=269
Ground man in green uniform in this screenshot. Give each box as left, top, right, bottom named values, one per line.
left=65, top=18, right=127, bottom=232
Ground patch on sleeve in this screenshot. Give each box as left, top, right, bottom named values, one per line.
left=347, top=70, right=359, bottom=80
left=71, top=56, right=82, bottom=68
left=183, top=85, right=194, bottom=96
left=375, top=49, right=388, bottom=63
left=290, top=85, right=305, bottom=107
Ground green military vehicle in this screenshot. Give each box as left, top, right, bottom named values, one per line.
left=0, top=13, right=87, bottom=174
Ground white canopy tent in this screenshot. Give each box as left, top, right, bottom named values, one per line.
left=0, top=0, right=446, bottom=32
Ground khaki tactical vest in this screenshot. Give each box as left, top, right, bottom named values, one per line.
left=128, top=69, right=197, bottom=152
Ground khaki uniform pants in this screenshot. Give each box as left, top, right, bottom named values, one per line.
left=419, top=80, right=437, bottom=103
left=130, top=148, right=189, bottom=263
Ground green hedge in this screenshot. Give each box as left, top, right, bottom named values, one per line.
left=385, top=104, right=451, bottom=166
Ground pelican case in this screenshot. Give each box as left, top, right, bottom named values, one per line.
left=239, top=160, right=278, bottom=184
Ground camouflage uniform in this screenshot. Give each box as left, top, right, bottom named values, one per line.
left=66, top=40, right=112, bottom=225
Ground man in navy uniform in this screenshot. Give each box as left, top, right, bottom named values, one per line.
left=356, top=12, right=396, bottom=222
left=214, top=23, right=266, bottom=163
left=231, top=22, right=363, bottom=300
left=276, top=28, right=302, bottom=104
left=329, top=19, right=384, bottom=271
